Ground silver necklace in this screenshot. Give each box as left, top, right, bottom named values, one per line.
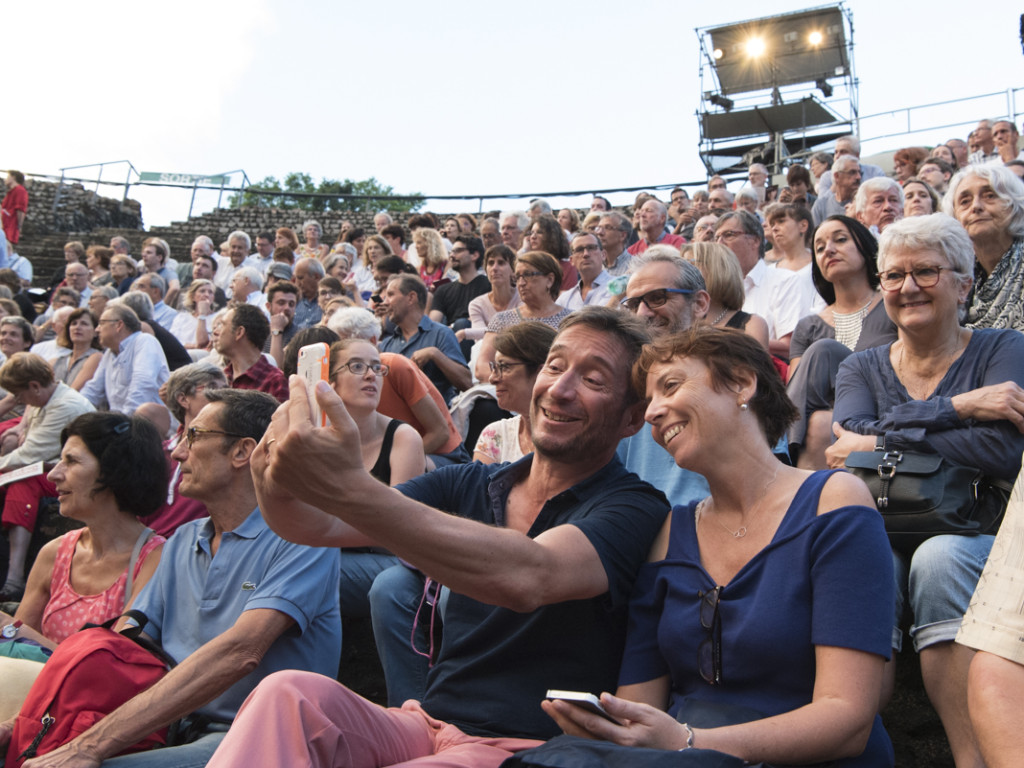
left=698, top=465, right=781, bottom=539
left=709, top=307, right=729, bottom=326
left=832, top=297, right=873, bottom=350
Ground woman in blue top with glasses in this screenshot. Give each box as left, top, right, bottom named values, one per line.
left=541, top=328, right=895, bottom=766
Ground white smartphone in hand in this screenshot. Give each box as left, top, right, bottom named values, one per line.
left=297, top=343, right=331, bottom=427
left=545, top=690, right=623, bottom=725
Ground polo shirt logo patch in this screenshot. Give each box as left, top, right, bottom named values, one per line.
left=241, top=581, right=256, bottom=591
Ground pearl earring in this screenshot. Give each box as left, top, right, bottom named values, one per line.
left=739, top=402, right=749, bottom=411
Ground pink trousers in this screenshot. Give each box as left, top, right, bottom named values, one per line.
left=206, top=670, right=544, bottom=768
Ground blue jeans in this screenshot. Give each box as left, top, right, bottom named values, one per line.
left=339, top=551, right=399, bottom=619
left=368, top=564, right=449, bottom=707
left=102, top=725, right=228, bottom=767
left=892, top=533, right=994, bottom=652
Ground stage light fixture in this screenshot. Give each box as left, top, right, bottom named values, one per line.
left=746, top=37, right=766, bottom=57
left=808, top=30, right=823, bottom=45
left=713, top=47, right=724, bottom=59
left=816, top=78, right=833, bottom=97
left=709, top=93, right=735, bottom=111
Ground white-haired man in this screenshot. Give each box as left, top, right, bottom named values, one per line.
left=215, top=231, right=255, bottom=299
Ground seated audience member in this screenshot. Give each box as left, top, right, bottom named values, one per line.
left=478, top=218, right=502, bottom=251
left=216, top=304, right=287, bottom=402
left=275, top=227, right=300, bottom=262
left=170, top=278, right=224, bottom=349
left=785, top=216, right=896, bottom=469
left=132, top=273, right=176, bottom=329
left=328, top=308, right=469, bottom=466
left=1, top=390, right=341, bottom=766
left=413, top=228, right=449, bottom=291
left=328, top=339, right=425, bottom=617
left=249, top=232, right=274, bottom=274
left=139, top=237, right=181, bottom=308
left=380, top=223, right=407, bottom=259
left=682, top=242, right=769, bottom=349
left=80, top=304, right=170, bottom=414
left=691, top=213, right=719, bottom=243
left=203, top=308, right=668, bottom=765
left=87, top=284, right=118, bottom=320
left=379, top=274, right=470, bottom=406
left=264, top=281, right=300, bottom=368
left=110, top=253, right=138, bottom=295
left=765, top=204, right=824, bottom=317
left=942, top=164, right=1024, bottom=331
left=0, top=413, right=163, bottom=639
left=85, top=245, right=113, bottom=288
left=51, top=308, right=102, bottom=390
left=473, top=322, right=556, bottom=464
left=902, top=177, right=941, bottom=217
left=919, top=157, right=955, bottom=194
left=116, top=292, right=192, bottom=371
left=785, top=164, right=816, bottom=206
left=930, top=144, right=960, bottom=170
left=460, top=245, right=520, bottom=343
left=214, top=231, right=256, bottom=300
left=614, top=250, right=711, bottom=511
left=473, top=251, right=571, bottom=383
left=958, top=460, right=1024, bottom=768
left=351, top=234, right=393, bottom=298
left=297, top=219, right=330, bottom=261
left=714, top=210, right=810, bottom=358
left=893, top=146, right=930, bottom=183
left=145, top=361, right=229, bottom=538
left=809, top=150, right=832, bottom=190
left=708, top=188, right=735, bottom=215
left=627, top=199, right=685, bottom=256
left=735, top=187, right=761, bottom=216
left=292, top=257, right=325, bottom=329
left=29, top=306, right=73, bottom=364
left=827, top=214, right=1024, bottom=768
left=968, top=119, right=999, bottom=165
left=595, top=211, right=635, bottom=276
left=556, top=231, right=614, bottom=310
left=0, top=355, right=96, bottom=601
left=34, top=287, right=80, bottom=339
left=0, top=316, right=37, bottom=420
left=228, top=266, right=266, bottom=312
left=428, top=235, right=490, bottom=327
left=47, top=242, right=85, bottom=296
left=525, top=215, right=578, bottom=289
left=812, top=154, right=862, bottom=226
left=280, top=327, right=341, bottom=379
left=0, top=269, right=35, bottom=322
left=993, top=119, right=1023, bottom=164
left=536, top=329, right=893, bottom=767
left=317, top=277, right=345, bottom=312
left=853, top=177, right=904, bottom=234
left=817, top=134, right=887, bottom=196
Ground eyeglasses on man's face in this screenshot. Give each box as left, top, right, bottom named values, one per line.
left=620, top=287, right=693, bottom=313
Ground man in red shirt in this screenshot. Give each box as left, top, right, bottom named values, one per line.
left=216, top=304, right=288, bottom=402
left=626, top=199, right=685, bottom=256
left=2, top=171, right=28, bottom=249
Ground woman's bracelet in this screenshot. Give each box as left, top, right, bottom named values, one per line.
left=678, top=722, right=695, bottom=750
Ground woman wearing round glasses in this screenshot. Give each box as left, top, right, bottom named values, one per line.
left=472, top=251, right=571, bottom=383
left=328, top=339, right=425, bottom=618
left=827, top=214, right=1024, bottom=767
left=541, top=329, right=895, bottom=766
left=472, top=322, right=556, bottom=464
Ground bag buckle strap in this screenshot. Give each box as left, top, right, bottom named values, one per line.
left=875, top=451, right=903, bottom=509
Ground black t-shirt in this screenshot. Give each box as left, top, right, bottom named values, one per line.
left=397, top=457, right=668, bottom=740
left=431, top=274, right=490, bottom=325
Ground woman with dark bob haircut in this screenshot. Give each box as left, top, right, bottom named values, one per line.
left=0, top=413, right=167, bottom=649
left=786, top=215, right=897, bottom=468
left=540, top=327, right=895, bottom=767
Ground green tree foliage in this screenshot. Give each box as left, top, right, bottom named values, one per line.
left=229, top=173, right=424, bottom=213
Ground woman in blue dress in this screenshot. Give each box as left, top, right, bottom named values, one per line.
left=542, top=328, right=895, bottom=766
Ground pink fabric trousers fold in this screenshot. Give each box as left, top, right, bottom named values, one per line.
left=206, top=670, right=544, bottom=768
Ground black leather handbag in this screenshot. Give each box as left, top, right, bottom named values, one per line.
left=845, top=449, right=1008, bottom=555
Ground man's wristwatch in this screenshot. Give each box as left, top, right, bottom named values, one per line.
left=271, top=329, right=283, bottom=336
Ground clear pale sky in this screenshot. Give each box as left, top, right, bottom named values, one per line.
left=7, top=0, right=1022, bottom=227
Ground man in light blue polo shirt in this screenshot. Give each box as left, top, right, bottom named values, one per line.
left=33, top=389, right=341, bottom=767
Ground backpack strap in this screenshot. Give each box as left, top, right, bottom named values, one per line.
left=123, top=528, right=154, bottom=611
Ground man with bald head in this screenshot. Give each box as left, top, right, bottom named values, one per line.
left=811, top=154, right=862, bottom=226
left=969, top=119, right=999, bottom=165
left=993, top=120, right=1023, bottom=163
left=708, top=188, right=733, bottom=215
left=626, top=199, right=685, bottom=256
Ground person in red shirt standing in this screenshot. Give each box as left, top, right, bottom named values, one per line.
left=1, top=171, right=28, bottom=251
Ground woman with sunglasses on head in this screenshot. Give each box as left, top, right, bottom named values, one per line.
left=472, top=251, right=571, bottom=384
left=328, top=339, right=425, bottom=618
left=824, top=214, right=1024, bottom=767
left=540, top=328, right=895, bottom=766
left=472, top=322, right=556, bottom=464
left=0, top=413, right=166, bottom=652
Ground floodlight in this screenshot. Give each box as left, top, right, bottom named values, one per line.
left=746, top=37, right=766, bottom=57
left=709, top=93, right=735, bottom=111
left=713, top=48, right=723, bottom=59
left=816, top=78, right=833, bottom=98
left=808, top=30, right=823, bottom=45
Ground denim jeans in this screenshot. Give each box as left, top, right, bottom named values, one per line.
left=103, top=724, right=228, bottom=767
left=892, top=533, right=994, bottom=652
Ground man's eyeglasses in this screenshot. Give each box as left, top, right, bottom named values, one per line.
left=185, top=426, right=248, bottom=449
left=698, top=586, right=723, bottom=685
left=488, top=361, right=526, bottom=378
left=570, top=244, right=602, bottom=255
left=620, top=288, right=693, bottom=313
left=878, top=266, right=947, bottom=291
left=715, top=229, right=748, bottom=242
left=332, top=361, right=389, bottom=377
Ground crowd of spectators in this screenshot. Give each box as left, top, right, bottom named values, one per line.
left=0, top=117, right=1022, bottom=767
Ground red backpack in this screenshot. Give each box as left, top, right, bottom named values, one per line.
left=5, top=611, right=174, bottom=767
